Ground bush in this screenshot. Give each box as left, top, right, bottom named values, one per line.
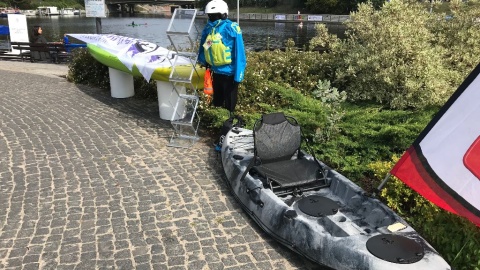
left=239, top=41, right=325, bottom=103
left=199, top=81, right=330, bottom=138
left=310, top=0, right=480, bottom=110
left=67, top=48, right=158, bottom=99
left=428, top=0, right=480, bottom=84
left=315, top=103, right=438, bottom=179
left=64, top=37, right=333, bottom=133
left=322, top=0, right=456, bottom=109
left=312, top=79, right=347, bottom=142
left=67, top=48, right=110, bottom=90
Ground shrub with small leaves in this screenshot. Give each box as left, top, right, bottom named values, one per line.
left=67, top=48, right=110, bottom=89
left=236, top=44, right=328, bottom=116
left=133, top=78, right=157, bottom=100
left=323, top=0, right=456, bottom=109
left=312, top=79, right=347, bottom=142
left=428, top=0, right=480, bottom=82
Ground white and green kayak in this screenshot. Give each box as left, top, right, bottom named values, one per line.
left=68, top=34, right=204, bottom=86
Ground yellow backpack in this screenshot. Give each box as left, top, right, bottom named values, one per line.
left=203, top=26, right=232, bottom=66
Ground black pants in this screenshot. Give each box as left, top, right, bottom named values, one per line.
left=212, top=73, right=239, bottom=113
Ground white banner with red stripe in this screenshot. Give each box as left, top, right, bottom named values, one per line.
left=391, top=63, right=480, bottom=226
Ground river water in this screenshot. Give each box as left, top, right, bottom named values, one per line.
left=1, top=14, right=345, bottom=51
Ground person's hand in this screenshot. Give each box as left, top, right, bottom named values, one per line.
left=199, top=63, right=211, bottom=69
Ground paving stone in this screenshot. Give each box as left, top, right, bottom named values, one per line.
left=115, top=259, right=134, bottom=269
left=9, top=248, right=27, bottom=258
left=151, top=254, right=167, bottom=264
left=22, top=255, right=40, bottom=264
left=167, top=256, right=185, bottom=266
left=235, top=254, right=252, bottom=264
left=152, top=263, right=169, bottom=270
left=23, top=262, right=40, bottom=270
left=80, top=251, right=97, bottom=261
left=252, top=251, right=270, bottom=261
left=0, top=67, right=320, bottom=270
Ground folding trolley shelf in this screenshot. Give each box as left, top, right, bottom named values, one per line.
left=165, top=8, right=202, bottom=148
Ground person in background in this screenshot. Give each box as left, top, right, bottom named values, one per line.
left=63, top=33, right=71, bottom=52
left=32, top=25, right=47, bottom=43
left=31, top=25, right=49, bottom=61
left=31, top=25, right=59, bottom=62
left=63, top=33, right=70, bottom=45
left=197, top=0, right=247, bottom=151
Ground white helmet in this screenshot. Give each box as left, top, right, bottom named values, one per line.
left=205, top=0, right=228, bottom=15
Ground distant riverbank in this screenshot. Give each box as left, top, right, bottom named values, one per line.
left=135, top=5, right=348, bottom=24
left=197, top=12, right=349, bottom=24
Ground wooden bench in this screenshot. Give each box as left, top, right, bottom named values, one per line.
left=6, top=42, right=72, bottom=63
left=0, top=46, right=31, bottom=61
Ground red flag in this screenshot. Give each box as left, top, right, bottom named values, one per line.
left=391, top=63, right=480, bottom=226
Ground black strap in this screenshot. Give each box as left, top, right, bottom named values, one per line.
left=238, top=157, right=256, bottom=183
left=300, top=128, right=325, bottom=171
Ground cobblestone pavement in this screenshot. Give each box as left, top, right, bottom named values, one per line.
left=0, top=64, right=324, bottom=269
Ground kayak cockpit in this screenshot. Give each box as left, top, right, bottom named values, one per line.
left=246, top=112, right=330, bottom=196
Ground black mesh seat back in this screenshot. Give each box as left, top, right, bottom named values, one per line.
left=254, top=112, right=301, bottom=163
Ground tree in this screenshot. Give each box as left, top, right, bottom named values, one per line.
left=428, top=0, right=480, bottom=85
left=306, top=0, right=340, bottom=13
left=306, top=0, right=363, bottom=14
left=325, top=0, right=456, bottom=109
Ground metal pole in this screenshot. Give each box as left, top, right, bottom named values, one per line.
left=237, top=0, right=239, bottom=24
left=96, top=17, right=102, bottom=34
left=372, top=173, right=391, bottom=197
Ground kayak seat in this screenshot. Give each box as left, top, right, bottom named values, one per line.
left=251, top=112, right=327, bottom=192
left=252, top=159, right=324, bottom=188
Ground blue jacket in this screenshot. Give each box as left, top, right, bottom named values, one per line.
left=198, top=19, right=247, bottom=83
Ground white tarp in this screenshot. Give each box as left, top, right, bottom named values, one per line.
left=69, top=34, right=192, bottom=81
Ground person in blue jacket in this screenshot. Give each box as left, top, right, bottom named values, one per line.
left=198, top=0, right=247, bottom=115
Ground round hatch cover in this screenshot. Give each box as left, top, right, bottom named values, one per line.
left=366, top=234, right=424, bottom=264
left=297, top=195, right=339, bottom=217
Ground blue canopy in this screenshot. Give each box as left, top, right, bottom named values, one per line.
left=0, top=25, right=9, bottom=35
